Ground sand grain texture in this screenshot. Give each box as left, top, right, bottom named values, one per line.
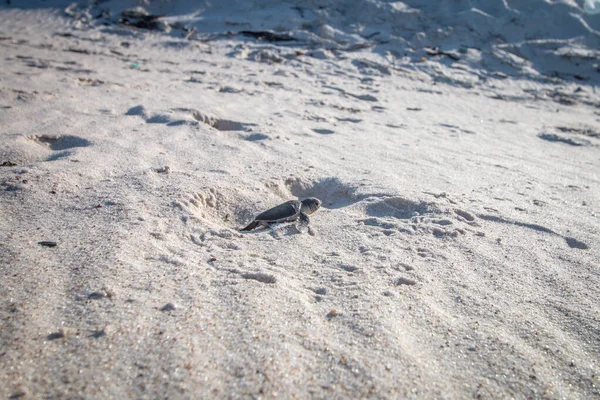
left=0, top=1, right=599, bottom=399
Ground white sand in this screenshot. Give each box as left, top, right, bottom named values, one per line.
left=1, top=1, right=599, bottom=398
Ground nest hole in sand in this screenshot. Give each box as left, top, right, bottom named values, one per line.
left=179, top=177, right=361, bottom=229
left=269, top=176, right=367, bottom=209
left=179, top=188, right=257, bottom=229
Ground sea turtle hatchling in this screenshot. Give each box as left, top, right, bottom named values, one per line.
left=240, top=197, right=322, bottom=232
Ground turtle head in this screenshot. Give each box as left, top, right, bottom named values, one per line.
left=300, top=197, right=321, bottom=214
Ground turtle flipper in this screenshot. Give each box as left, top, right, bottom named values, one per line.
left=240, top=220, right=260, bottom=231
left=296, top=212, right=310, bottom=233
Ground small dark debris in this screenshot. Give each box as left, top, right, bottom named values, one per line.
left=67, top=48, right=91, bottom=55
left=352, top=94, right=378, bottom=102
left=47, top=330, right=65, bottom=340
left=239, top=30, right=295, bottom=42
left=336, top=117, right=363, bottom=123
left=386, top=123, right=406, bottom=129
left=363, top=31, right=380, bottom=39
left=88, top=291, right=108, bottom=300
left=326, top=310, right=339, bottom=319
left=38, top=241, right=57, bottom=247
left=160, top=302, right=177, bottom=312
left=424, top=47, right=460, bottom=61
left=90, top=329, right=106, bottom=338
left=264, top=81, right=284, bottom=88
left=185, top=77, right=203, bottom=84
left=1, top=161, right=17, bottom=167
left=313, top=287, right=327, bottom=295
left=119, top=10, right=166, bottom=31
left=439, top=123, right=460, bottom=130
left=406, top=107, right=422, bottom=111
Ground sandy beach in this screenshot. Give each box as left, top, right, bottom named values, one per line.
left=1, top=1, right=599, bottom=398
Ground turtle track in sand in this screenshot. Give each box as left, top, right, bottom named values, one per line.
left=269, top=177, right=476, bottom=239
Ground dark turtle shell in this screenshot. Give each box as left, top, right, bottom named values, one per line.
left=255, top=200, right=300, bottom=222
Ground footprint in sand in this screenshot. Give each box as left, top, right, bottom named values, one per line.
left=125, top=106, right=257, bottom=131
left=192, top=111, right=257, bottom=131
left=14, top=134, right=93, bottom=162
left=31, top=135, right=91, bottom=151
left=242, top=133, right=269, bottom=141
